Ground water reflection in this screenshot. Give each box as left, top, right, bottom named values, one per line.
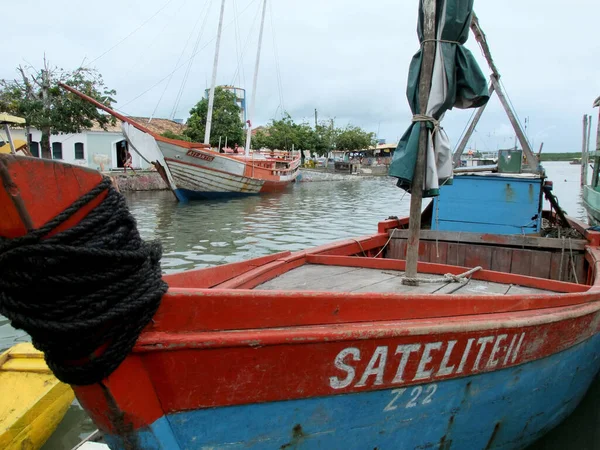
left=127, top=177, right=411, bottom=273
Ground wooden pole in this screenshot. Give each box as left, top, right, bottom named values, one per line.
left=204, top=0, right=227, bottom=146
left=4, top=124, right=16, bottom=154
left=586, top=115, right=592, bottom=182
left=582, top=114, right=589, bottom=186
left=453, top=79, right=495, bottom=166
left=404, top=0, right=437, bottom=283
left=244, top=0, right=268, bottom=156
left=595, top=97, right=600, bottom=153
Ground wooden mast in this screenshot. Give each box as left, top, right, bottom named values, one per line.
left=244, top=0, right=268, bottom=156
left=404, top=0, right=437, bottom=283
left=204, top=0, right=227, bottom=146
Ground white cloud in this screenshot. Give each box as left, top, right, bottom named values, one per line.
left=2, top=0, right=598, bottom=153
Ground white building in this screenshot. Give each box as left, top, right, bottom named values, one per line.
left=6, top=118, right=186, bottom=172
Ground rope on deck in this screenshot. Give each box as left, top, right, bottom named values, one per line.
left=400, top=266, right=482, bottom=286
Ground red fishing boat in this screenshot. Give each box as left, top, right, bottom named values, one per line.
left=1, top=152, right=600, bottom=449
left=2, top=1, right=599, bottom=449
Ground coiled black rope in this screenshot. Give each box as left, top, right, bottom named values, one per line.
left=0, top=177, right=168, bottom=385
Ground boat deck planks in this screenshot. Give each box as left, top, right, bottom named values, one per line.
left=256, top=264, right=554, bottom=295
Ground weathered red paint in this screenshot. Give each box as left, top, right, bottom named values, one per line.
left=0, top=155, right=105, bottom=238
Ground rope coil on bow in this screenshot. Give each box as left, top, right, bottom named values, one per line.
left=0, top=177, right=168, bottom=385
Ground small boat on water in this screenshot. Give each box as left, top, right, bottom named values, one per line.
left=583, top=97, right=600, bottom=225
left=570, top=158, right=582, bottom=165
left=59, top=83, right=301, bottom=202
left=0, top=343, right=74, bottom=450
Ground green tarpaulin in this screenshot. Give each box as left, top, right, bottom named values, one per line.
left=389, top=0, right=490, bottom=197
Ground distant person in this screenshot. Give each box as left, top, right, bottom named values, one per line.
left=234, top=143, right=239, bottom=154
left=123, top=151, right=135, bottom=174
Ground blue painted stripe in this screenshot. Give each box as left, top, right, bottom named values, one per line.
left=174, top=188, right=259, bottom=202
left=105, top=334, right=600, bottom=449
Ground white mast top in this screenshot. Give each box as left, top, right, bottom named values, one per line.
left=244, top=0, right=268, bottom=156
left=204, top=0, right=227, bottom=146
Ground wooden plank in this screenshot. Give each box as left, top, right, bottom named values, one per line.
left=350, top=273, right=441, bottom=294
left=319, top=268, right=398, bottom=292
left=530, top=250, right=551, bottom=279
left=464, top=245, right=493, bottom=270
left=550, top=252, right=564, bottom=281
left=258, top=265, right=361, bottom=290
left=389, top=229, right=587, bottom=251
left=511, top=249, right=533, bottom=277
left=491, top=247, right=512, bottom=273
left=387, top=240, right=407, bottom=260
left=460, top=280, right=518, bottom=296
left=429, top=241, right=449, bottom=265
left=567, top=254, right=586, bottom=285
left=447, top=243, right=466, bottom=267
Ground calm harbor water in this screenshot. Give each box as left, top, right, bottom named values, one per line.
left=1, top=161, right=597, bottom=449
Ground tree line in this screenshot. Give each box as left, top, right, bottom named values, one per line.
left=165, top=87, right=377, bottom=155
left=1, top=62, right=376, bottom=158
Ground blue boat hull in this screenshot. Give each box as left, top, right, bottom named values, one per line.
left=104, top=334, right=600, bottom=450
left=174, top=188, right=259, bottom=202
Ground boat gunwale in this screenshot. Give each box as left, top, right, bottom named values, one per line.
left=135, top=299, right=600, bottom=352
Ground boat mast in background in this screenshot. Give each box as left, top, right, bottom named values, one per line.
left=244, top=0, right=268, bottom=156
left=204, top=0, right=227, bottom=146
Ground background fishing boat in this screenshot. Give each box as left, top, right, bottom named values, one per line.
left=583, top=97, right=600, bottom=224
left=59, top=0, right=300, bottom=203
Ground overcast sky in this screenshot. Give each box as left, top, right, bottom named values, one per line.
left=2, top=0, right=599, bottom=153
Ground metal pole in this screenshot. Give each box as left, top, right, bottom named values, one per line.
left=204, top=0, right=227, bottom=146
left=453, top=79, right=495, bottom=166
left=582, top=114, right=589, bottom=186
left=244, top=0, right=268, bottom=156
left=404, top=0, right=437, bottom=283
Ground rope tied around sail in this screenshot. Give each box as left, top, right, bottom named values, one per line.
left=0, top=177, right=168, bottom=385
left=412, top=114, right=441, bottom=140
left=420, top=38, right=461, bottom=47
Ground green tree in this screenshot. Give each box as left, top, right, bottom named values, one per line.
left=251, top=113, right=315, bottom=151
left=184, top=87, right=244, bottom=147
left=314, top=120, right=338, bottom=156
left=0, top=60, right=116, bottom=159
left=336, top=125, right=376, bottom=151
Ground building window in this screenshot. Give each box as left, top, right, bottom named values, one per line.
left=75, top=142, right=85, bottom=160
left=52, top=142, right=63, bottom=160
left=30, top=141, right=40, bottom=158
